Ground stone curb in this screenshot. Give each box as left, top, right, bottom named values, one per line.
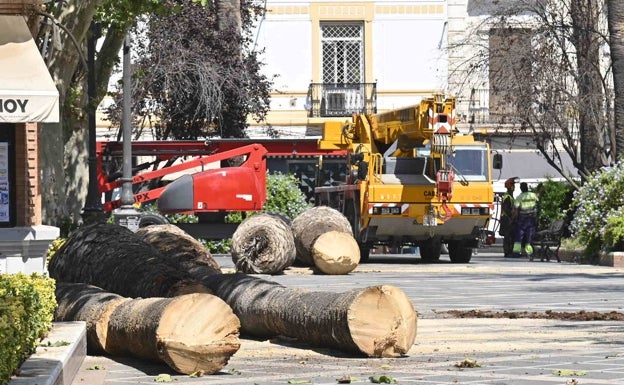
left=10, top=322, right=86, bottom=385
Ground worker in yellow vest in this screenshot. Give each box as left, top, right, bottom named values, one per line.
left=512, top=182, right=539, bottom=258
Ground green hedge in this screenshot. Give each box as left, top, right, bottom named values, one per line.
left=0, top=273, right=56, bottom=385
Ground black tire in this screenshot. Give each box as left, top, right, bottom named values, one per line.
left=419, top=238, right=442, bottom=262
left=359, top=246, right=371, bottom=262
left=138, top=213, right=169, bottom=228
left=448, top=241, right=473, bottom=263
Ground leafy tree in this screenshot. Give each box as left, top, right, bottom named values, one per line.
left=34, top=0, right=270, bottom=225
left=105, top=0, right=272, bottom=140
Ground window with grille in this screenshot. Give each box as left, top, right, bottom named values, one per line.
left=321, top=23, right=364, bottom=84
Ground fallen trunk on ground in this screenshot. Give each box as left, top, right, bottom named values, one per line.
left=311, top=230, right=360, bottom=274
left=52, top=223, right=417, bottom=357
left=135, top=224, right=222, bottom=275
left=48, top=223, right=208, bottom=298
left=200, top=273, right=417, bottom=357
left=54, top=282, right=241, bottom=374
left=291, top=206, right=360, bottom=273
left=230, top=213, right=296, bottom=274
left=54, top=282, right=129, bottom=354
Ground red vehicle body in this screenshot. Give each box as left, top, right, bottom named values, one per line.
left=96, top=138, right=346, bottom=238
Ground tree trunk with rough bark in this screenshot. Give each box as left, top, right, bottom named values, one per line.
left=51, top=223, right=416, bottom=357
left=200, top=273, right=417, bottom=357
left=54, top=282, right=241, bottom=375
left=48, top=223, right=208, bottom=298
left=291, top=206, right=358, bottom=270
left=230, top=213, right=296, bottom=274
left=135, top=224, right=222, bottom=275
left=54, top=282, right=129, bottom=354
left=608, top=0, right=624, bottom=159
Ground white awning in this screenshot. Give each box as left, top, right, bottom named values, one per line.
left=0, top=15, right=59, bottom=123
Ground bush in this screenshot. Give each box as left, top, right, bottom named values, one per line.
left=535, top=179, right=574, bottom=232
left=0, top=274, right=56, bottom=385
left=263, top=172, right=312, bottom=220
left=569, top=160, right=624, bottom=254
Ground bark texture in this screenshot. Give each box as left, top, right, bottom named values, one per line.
left=291, top=206, right=355, bottom=266
left=312, top=230, right=360, bottom=274
left=231, top=213, right=296, bottom=274
left=200, top=273, right=417, bottom=357
left=48, top=223, right=208, bottom=298
left=135, top=224, right=222, bottom=276
left=54, top=282, right=130, bottom=354
left=54, top=282, right=241, bottom=375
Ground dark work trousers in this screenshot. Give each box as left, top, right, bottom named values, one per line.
left=515, top=215, right=537, bottom=249
left=503, top=223, right=515, bottom=256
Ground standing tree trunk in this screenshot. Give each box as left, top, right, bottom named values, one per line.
left=200, top=273, right=417, bottom=357
left=48, top=223, right=208, bottom=298
left=608, top=0, right=624, bottom=160
left=291, top=206, right=354, bottom=266
left=230, top=213, right=296, bottom=274
left=135, top=224, right=222, bottom=275
left=54, top=282, right=240, bottom=375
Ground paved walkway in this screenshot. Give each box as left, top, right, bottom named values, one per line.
left=65, top=252, right=624, bottom=385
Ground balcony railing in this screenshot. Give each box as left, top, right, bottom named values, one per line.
left=306, top=82, right=377, bottom=118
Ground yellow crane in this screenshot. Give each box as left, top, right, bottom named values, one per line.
left=316, top=95, right=500, bottom=263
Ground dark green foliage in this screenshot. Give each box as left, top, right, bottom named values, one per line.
left=264, top=172, right=312, bottom=220
left=535, top=179, right=574, bottom=232
left=106, top=0, right=272, bottom=140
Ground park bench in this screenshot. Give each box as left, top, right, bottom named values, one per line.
left=531, top=218, right=568, bottom=262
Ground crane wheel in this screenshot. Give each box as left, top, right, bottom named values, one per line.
left=138, top=213, right=170, bottom=228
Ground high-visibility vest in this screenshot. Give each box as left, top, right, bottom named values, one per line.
left=501, top=192, right=514, bottom=217
left=514, top=191, right=538, bottom=217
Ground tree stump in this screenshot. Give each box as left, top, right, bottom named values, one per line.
left=231, top=213, right=296, bottom=274
left=312, top=230, right=360, bottom=274
left=48, top=223, right=208, bottom=298
left=54, top=282, right=241, bottom=375
left=200, top=273, right=417, bottom=357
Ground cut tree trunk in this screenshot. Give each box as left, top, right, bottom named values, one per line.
left=48, top=223, right=208, bottom=298
left=291, top=206, right=356, bottom=267
left=135, top=224, right=222, bottom=275
left=54, top=282, right=129, bottom=354
left=52, top=223, right=417, bottom=358
left=312, top=230, right=360, bottom=274
left=230, top=213, right=296, bottom=274
left=200, top=273, right=417, bottom=357
left=54, top=282, right=241, bottom=375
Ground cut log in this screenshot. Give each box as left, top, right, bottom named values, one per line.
left=54, top=282, right=241, bottom=375
left=291, top=205, right=356, bottom=266
left=135, top=224, right=222, bottom=275
left=312, top=230, right=360, bottom=274
left=200, top=273, right=417, bottom=357
left=48, top=223, right=208, bottom=298
left=54, top=282, right=130, bottom=354
left=231, top=213, right=296, bottom=274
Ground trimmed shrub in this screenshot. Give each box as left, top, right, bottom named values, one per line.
left=0, top=274, right=56, bottom=385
